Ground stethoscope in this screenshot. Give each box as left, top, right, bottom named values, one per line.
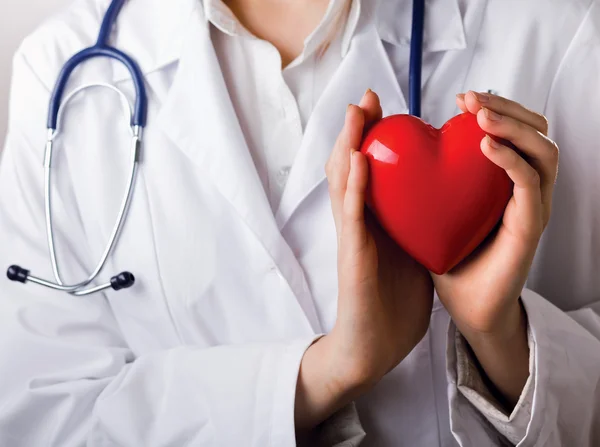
left=6, top=0, right=426, bottom=296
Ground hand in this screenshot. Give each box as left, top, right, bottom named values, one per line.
left=327, top=92, right=435, bottom=388
left=295, top=90, right=434, bottom=430
left=433, top=91, right=559, bottom=406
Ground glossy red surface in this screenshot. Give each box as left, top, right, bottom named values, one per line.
left=360, top=112, right=513, bottom=274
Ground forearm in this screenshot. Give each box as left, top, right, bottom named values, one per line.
left=459, top=300, right=530, bottom=409
left=295, top=335, right=366, bottom=432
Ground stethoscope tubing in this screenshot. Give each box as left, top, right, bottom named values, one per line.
left=409, top=0, right=425, bottom=118
left=7, top=0, right=145, bottom=295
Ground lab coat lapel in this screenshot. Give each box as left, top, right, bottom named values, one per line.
left=156, top=6, right=280, bottom=254
left=276, top=3, right=407, bottom=229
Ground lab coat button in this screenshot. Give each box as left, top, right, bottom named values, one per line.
left=268, top=265, right=285, bottom=281
left=278, top=166, right=291, bottom=179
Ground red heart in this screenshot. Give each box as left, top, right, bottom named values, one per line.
left=360, top=112, right=513, bottom=275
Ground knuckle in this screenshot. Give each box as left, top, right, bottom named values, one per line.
left=538, top=114, right=550, bottom=135
left=549, top=140, right=560, bottom=162
left=514, top=117, right=527, bottom=133
left=506, top=148, right=521, bottom=170
left=495, top=94, right=508, bottom=107
left=544, top=204, right=553, bottom=228
left=501, top=117, right=522, bottom=140
left=527, top=168, right=541, bottom=186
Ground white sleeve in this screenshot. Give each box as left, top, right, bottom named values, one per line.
left=450, top=320, right=535, bottom=445
left=298, top=404, right=366, bottom=447
left=448, top=291, right=600, bottom=447
left=447, top=3, right=600, bottom=445
left=0, top=49, right=322, bottom=447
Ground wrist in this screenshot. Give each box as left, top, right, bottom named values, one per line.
left=458, top=301, right=530, bottom=408
left=318, top=332, right=377, bottom=396
left=326, top=327, right=389, bottom=393
left=295, top=335, right=367, bottom=431
left=460, top=299, right=525, bottom=346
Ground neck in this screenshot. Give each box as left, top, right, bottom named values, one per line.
left=222, top=0, right=343, bottom=68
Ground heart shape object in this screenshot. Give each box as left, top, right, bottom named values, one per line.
left=360, top=112, right=513, bottom=275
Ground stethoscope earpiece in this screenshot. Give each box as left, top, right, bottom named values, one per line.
left=111, top=272, right=135, bottom=291
left=7, top=265, right=29, bottom=284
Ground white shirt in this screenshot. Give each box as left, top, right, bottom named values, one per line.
left=206, top=0, right=359, bottom=211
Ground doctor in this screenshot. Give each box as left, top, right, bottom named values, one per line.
left=0, top=0, right=599, bottom=445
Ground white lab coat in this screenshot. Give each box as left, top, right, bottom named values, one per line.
left=0, top=0, right=599, bottom=446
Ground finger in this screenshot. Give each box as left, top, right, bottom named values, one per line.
left=465, top=91, right=549, bottom=135
left=326, top=105, right=365, bottom=233
left=481, top=135, right=543, bottom=238
left=359, top=89, right=383, bottom=132
left=456, top=93, right=469, bottom=113
left=344, top=105, right=367, bottom=150
left=477, top=107, right=559, bottom=207
left=342, top=150, right=369, bottom=248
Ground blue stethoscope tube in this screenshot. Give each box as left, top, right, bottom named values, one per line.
left=49, top=0, right=147, bottom=129
left=6, top=0, right=425, bottom=296
left=409, top=0, right=425, bottom=117
left=7, top=0, right=146, bottom=296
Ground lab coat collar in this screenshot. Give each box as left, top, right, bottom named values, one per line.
left=302, top=0, right=361, bottom=60
left=110, top=0, right=466, bottom=83
left=201, top=0, right=360, bottom=61
left=107, top=0, right=196, bottom=83
left=155, top=0, right=199, bottom=70
left=377, top=0, right=467, bottom=52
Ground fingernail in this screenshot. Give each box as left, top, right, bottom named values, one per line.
left=345, top=104, right=353, bottom=123
left=486, top=135, right=501, bottom=149
left=474, top=92, right=490, bottom=103
left=456, top=93, right=465, bottom=101
left=359, top=89, right=372, bottom=107
left=483, top=107, right=502, bottom=121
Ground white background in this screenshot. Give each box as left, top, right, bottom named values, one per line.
left=0, top=0, right=72, bottom=142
